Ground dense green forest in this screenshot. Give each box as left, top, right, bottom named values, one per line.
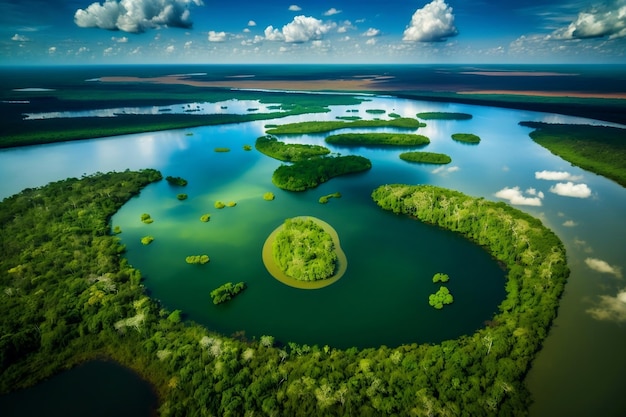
left=399, top=151, right=452, bottom=164
left=165, top=176, right=188, bottom=186
left=451, top=133, right=481, bottom=144
left=255, top=135, right=331, bottom=161
left=0, top=172, right=569, bottom=416
left=520, top=122, right=626, bottom=187
left=265, top=118, right=425, bottom=135
left=325, top=133, right=430, bottom=147
left=272, top=155, right=372, bottom=191
left=416, top=112, right=473, bottom=120
left=272, top=218, right=337, bottom=281
left=210, top=282, right=247, bottom=305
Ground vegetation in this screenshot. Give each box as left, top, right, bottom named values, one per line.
left=214, top=201, right=225, bottom=209
left=243, top=144, right=252, bottom=151
left=200, top=213, right=211, bottom=222
left=325, top=133, right=430, bottom=147
left=0, top=171, right=570, bottom=417
left=185, top=255, right=210, bottom=265
left=210, top=282, right=247, bottom=304
left=319, top=192, right=342, bottom=204
left=389, top=112, right=401, bottom=118
left=165, top=176, right=188, bottom=186
left=263, top=192, right=275, bottom=201
left=272, top=155, right=372, bottom=191
left=399, top=151, right=452, bottom=164
left=417, top=112, right=473, bottom=120
left=335, top=116, right=361, bottom=121
left=113, top=225, right=122, bottom=234
left=429, top=286, right=454, bottom=309
left=452, top=133, right=481, bottom=144
left=272, top=218, right=337, bottom=281
left=140, top=213, right=153, bottom=224
left=226, top=201, right=237, bottom=207
left=214, top=147, right=230, bottom=153
left=255, top=135, right=330, bottom=161
left=176, top=193, right=188, bottom=201
left=265, top=117, right=425, bottom=135
left=520, top=122, right=626, bottom=187
left=433, top=272, right=450, bottom=283
left=141, top=236, right=155, bottom=245
left=365, top=109, right=386, bottom=114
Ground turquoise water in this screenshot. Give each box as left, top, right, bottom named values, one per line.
left=1, top=95, right=625, bottom=416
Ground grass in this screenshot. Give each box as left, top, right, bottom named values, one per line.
left=417, top=112, right=473, bottom=120
left=325, top=133, right=430, bottom=147
left=451, top=133, right=481, bottom=144
left=399, top=151, right=452, bottom=164
left=265, top=118, right=425, bottom=135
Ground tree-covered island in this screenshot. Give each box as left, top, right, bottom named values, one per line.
left=452, top=133, right=481, bottom=144
left=165, top=176, right=188, bottom=186
left=272, top=155, right=372, bottom=191
left=417, top=112, right=473, bottom=120
left=255, top=135, right=330, bottom=161
left=325, top=133, right=430, bottom=147
left=399, top=151, right=452, bottom=164
left=265, top=117, right=425, bottom=135
left=210, top=282, right=247, bottom=304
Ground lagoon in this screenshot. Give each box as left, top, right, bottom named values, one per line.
left=1, top=94, right=625, bottom=416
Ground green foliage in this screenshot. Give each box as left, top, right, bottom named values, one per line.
left=417, top=112, right=473, bottom=120
left=399, top=151, right=451, bottom=164
left=520, top=121, right=626, bottom=187
left=272, top=218, right=337, bottom=281
left=165, top=176, right=188, bottom=186
left=176, top=193, right=188, bottom=201
left=214, top=201, right=225, bottom=209
left=185, top=255, right=210, bottom=265
left=263, top=192, right=275, bottom=201
left=167, top=310, right=182, bottom=324
left=226, top=201, right=237, bottom=207
left=210, top=282, right=247, bottom=304
left=140, top=213, right=153, bottom=224
left=452, top=133, right=481, bottom=144
left=265, top=118, right=425, bottom=135
left=243, top=144, right=252, bottom=151
left=112, top=225, right=122, bottom=234
left=214, top=147, right=231, bottom=153
left=325, top=133, right=430, bottom=147
left=365, top=109, right=386, bottom=114
left=429, top=286, right=454, bottom=309
left=255, top=135, right=330, bottom=162
left=335, top=116, right=362, bottom=121
left=319, top=192, right=342, bottom=204
left=272, top=155, right=372, bottom=191
left=433, top=273, right=450, bottom=283
left=200, top=213, right=211, bottom=222
left=141, top=236, right=154, bottom=245
left=388, top=113, right=401, bottom=118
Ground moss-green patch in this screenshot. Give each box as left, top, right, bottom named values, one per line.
left=417, top=112, right=473, bottom=120
left=451, top=133, right=481, bottom=144
left=326, top=133, right=430, bottom=147
left=399, top=151, right=452, bottom=164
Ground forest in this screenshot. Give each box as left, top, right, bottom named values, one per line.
left=255, top=135, right=330, bottom=161
left=272, top=155, right=372, bottom=191
left=325, top=133, right=430, bottom=147
left=399, top=151, right=452, bottom=164
left=416, top=112, right=473, bottom=120
left=0, top=171, right=569, bottom=416
left=265, top=117, right=425, bottom=135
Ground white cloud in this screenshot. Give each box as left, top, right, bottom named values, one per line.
left=495, top=186, right=543, bottom=206
left=585, top=257, right=623, bottom=278
left=563, top=220, right=578, bottom=227
left=535, top=170, right=582, bottom=181
left=184, top=40, right=192, bottom=49
left=74, top=0, right=203, bottom=33
left=208, top=30, right=227, bottom=42
left=264, top=25, right=285, bottom=41
left=280, top=15, right=335, bottom=43
left=289, top=5, right=302, bottom=11
left=248, top=20, right=257, bottom=27
left=48, top=46, right=57, bottom=54
left=403, top=0, right=458, bottom=42
left=432, top=165, right=460, bottom=175
left=587, top=289, right=626, bottom=322
left=363, top=28, right=380, bottom=37
left=549, top=0, right=626, bottom=40
left=366, top=38, right=376, bottom=45
left=11, top=34, right=29, bottom=42
left=112, top=36, right=128, bottom=43
left=166, top=45, right=175, bottom=53
left=323, top=8, right=341, bottom=16
left=549, top=182, right=592, bottom=198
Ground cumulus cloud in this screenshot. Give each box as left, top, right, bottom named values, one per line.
left=432, top=165, right=460, bottom=175
left=266, top=15, right=334, bottom=43
left=112, top=36, right=128, bottom=43
left=323, top=8, right=341, bottom=16
left=495, top=186, right=543, bottom=206
left=248, top=20, right=256, bottom=27
left=12, top=34, right=29, bottom=42
left=366, top=38, right=376, bottom=45
left=165, top=45, right=175, bottom=53
left=208, top=30, right=227, bottom=42
left=363, top=28, right=380, bottom=37
left=264, top=25, right=285, bottom=41
left=48, top=46, right=57, bottom=54
left=288, top=5, right=302, bottom=11
left=563, top=220, right=578, bottom=227
left=587, top=289, right=626, bottom=322
left=585, top=257, right=623, bottom=278
left=549, top=182, right=592, bottom=198
left=549, top=0, right=626, bottom=40
left=74, top=0, right=203, bottom=33
left=403, top=0, right=458, bottom=42
left=535, top=170, right=582, bottom=181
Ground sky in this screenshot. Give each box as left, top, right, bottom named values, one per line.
left=1, top=0, right=626, bottom=65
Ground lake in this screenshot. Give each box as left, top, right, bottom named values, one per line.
left=1, top=94, right=625, bottom=417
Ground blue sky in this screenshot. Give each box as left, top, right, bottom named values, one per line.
left=1, top=0, right=625, bottom=65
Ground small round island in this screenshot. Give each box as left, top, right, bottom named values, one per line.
left=262, top=216, right=347, bottom=289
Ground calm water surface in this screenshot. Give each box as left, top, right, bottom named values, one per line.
left=1, top=95, right=625, bottom=417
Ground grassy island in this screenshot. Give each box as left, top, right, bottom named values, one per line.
left=272, top=155, right=372, bottom=191
left=210, top=282, right=246, bottom=304
left=255, top=135, right=330, bottom=161
left=265, top=117, right=425, bottom=135
left=319, top=192, right=341, bottom=204
left=262, top=216, right=348, bottom=289
left=185, top=255, right=210, bottom=265
left=429, top=286, right=454, bottom=309
left=325, top=133, right=430, bottom=147
left=452, top=133, right=481, bottom=144
left=520, top=121, right=626, bottom=187
left=214, top=147, right=230, bottom=153
left=176, top=193, right=188, bottom=201
left=417, top=112, right=473, bottom=120
left=399, top=151, right=452, bottom=164
left=141, top=236, right=154, bottom=245
left=214, top=201, right=225, bottom=209
left=140, top=213, right=153, bottom=224
left=200, top=213, right=211, bottom=222
left=365, top=109, right=386, bottom=115
left=263, top=192, right=275, bottom=201
left=335, top=116, right=362, bottom=121
left=165, top=176, right=188, bottom=186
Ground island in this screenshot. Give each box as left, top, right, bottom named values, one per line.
left=429, top=286, right=454, bottom=309
left=399, top=151, right=452, bottom=164
left=165, top=176, right=188, bottom=186
left=325, top=133, right=430, bottom=147
left=185, top=255, right=210, bottom=265
left=141, top=236, right=154, bottom=245
left=210, top=282, right=247, bottom=304
left=263, top=192, right=275, bottom=201
left=265, top=117, right=425, bottom=135
left=200, top=213, right=211, bottom=222
left=416, top=112, right=473, bottom=120
left=319, top=192, right=341, bottom=204
left=176, top=193, right=188, bottom=200
left=262, top=216, right=348, bottom=289
left=272, top=155, right=372, bottom=191
left=452, top=133, right=481, bottom=144
left=140, top=213, right=154, bottom=224
left=255, top=135, right=330, bottom=161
